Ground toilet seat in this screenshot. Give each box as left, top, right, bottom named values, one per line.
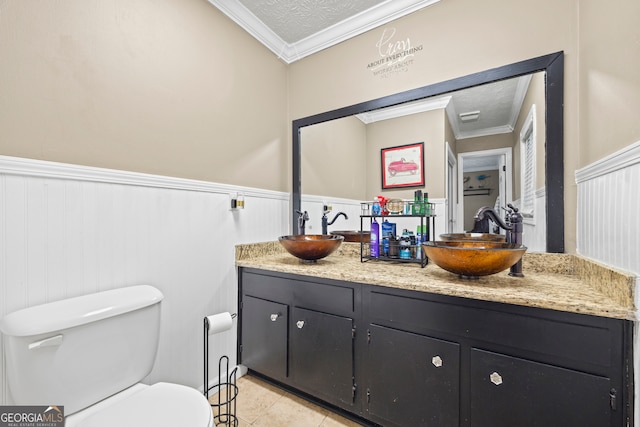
left=67, top=383, right=213, bottom=427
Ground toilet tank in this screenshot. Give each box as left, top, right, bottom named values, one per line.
left=0, top=285, right=164, bottom=415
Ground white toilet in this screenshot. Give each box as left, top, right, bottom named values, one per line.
left=0, top=285, right=214, bottom=427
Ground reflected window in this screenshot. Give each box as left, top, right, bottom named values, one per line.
left=520, top=105, right=536, bottom=220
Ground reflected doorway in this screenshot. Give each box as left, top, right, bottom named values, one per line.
left=457, top=148, right=512, bottom=232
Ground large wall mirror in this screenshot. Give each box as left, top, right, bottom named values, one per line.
left=292, top=52, right=564, bottom=253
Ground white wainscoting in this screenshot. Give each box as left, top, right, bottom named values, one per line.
left=0, top=156, right=290, bottom=404
left=575, top=140, right=640, bottom=425
left=576, top=141, right=640, bottom=275
left=301, top=195, right=447, bottom=239
left=519, top=188, right=546, bottom=252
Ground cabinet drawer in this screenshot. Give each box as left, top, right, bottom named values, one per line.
left=242, top=271, right=293, bottom=303
left=369, top=289, right=614, bottom=370
left=292, top=279, right=354, bottom=315
left=242, top=270, right=354, bottom=315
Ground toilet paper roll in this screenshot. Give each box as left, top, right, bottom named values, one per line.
left=205, top=312, right=233, bottom=335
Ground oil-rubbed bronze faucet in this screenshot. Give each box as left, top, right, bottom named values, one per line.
left=296, top=210, right=309, bottom=235
left=471, top=204, right=524, bottom=277
left=322, top=210, right=348, bottom=235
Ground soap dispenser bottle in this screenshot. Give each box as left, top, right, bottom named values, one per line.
left=370, top=218, right=380, bottom=258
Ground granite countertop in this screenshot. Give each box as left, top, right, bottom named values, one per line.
left=236, top=242, right=637, bottom=321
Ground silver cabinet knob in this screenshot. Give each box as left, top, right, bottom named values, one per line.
left=432, top=355, right=443, bottom=367
left=490, top=372, right=503, bottom=386
left=296, top=320, right=305, bottom=329
left=270, top=313, right=279, bottom=322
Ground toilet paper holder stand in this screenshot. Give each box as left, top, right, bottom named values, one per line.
left=203, top=313, right=238, bottom=426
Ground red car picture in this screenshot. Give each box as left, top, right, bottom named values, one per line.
left=381, top=142, right=424, bottom=189
left=388, top=158, right=419, bottom=176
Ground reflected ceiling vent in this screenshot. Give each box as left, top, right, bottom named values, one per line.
left=459, top=111, right=480, bottom=122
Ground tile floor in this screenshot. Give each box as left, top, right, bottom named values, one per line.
left=208, top=375, right=364, bottom=426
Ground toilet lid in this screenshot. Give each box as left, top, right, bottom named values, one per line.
left=79, top=382, right=213, bottom=427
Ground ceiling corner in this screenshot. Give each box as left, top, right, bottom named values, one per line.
left=207, top=0, right=442, bottom=64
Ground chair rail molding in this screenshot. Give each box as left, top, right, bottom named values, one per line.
left=0, top=155, right=288, bottom=201
left=575, top=140, right=640, bottom=184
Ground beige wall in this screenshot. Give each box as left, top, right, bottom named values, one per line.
left=302, top=109, right=446, bottom=200
left=512, top=71, right=547, bottom=199
left=366, top=110, right=446, bottom=199
left=0, top=0, right=289, bottom=190
left=300, top=116, right=367, bottom=200
left=578, top=0, right=640, bottom=167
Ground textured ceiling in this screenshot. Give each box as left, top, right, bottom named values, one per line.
left=236, top=0, right=388, bottom=44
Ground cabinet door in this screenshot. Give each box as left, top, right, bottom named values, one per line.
left=290, top=307, right=355, bottom=408
left=470, top=348, right=612, bottom=427
left=367, top=324, right=460, bottom=427
left=240, top=296, right=288, bottom=381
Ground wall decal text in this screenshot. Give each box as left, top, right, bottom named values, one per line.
left=367, top=28, right=423, bottom=79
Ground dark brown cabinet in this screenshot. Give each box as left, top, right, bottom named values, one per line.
left=240, top=295, right=288, bottom=381
left=291, top=307, right=355, bottom=407
left=239, top=268, right=359, bottom=413
left=469, top=348, right=612, bottom=427
left=367, top=324, right=460, bottom=427
left=238, top=267, right=632, bottom=427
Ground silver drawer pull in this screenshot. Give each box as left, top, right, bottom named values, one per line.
left=270, top=313, right=279, bottom=322
left=296, top=320, right=305, bottom=329
left=490, top=372, right=503, bottom=386
left=432, top=355, right=443, bottom=367
left=29, top=334, right=63, bottom=350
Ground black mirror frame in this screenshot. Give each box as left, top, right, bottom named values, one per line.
left=292, top=51, right=564, bottom=253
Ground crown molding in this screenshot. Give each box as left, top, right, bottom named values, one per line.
left=456, top=124, right=515, bottom=140
left=355, top=96, right=451, bottom=124
left=509, top=74, right=532, bottom=128
left=207, top=0, right=441, bottom=64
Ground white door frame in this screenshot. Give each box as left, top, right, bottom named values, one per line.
left=446, top=142, right=457, bottom=234
left=456, top=147, right=512, bottom=232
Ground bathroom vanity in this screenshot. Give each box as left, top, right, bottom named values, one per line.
left=236, top=243, right=635, bottom=427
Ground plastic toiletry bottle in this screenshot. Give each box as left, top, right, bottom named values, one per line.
left=382, top=220, right=396, bottom=241
left=372, top=198, right=381, bottom=215
left=370, top=218, right=380, bottom=258
left=412, top=190, right=423, bottom=215
left=399, top=229, right=411, bottom=259
left=415, top=226, right=423, bottom=259
left=424, top=192, right=430, bottom=216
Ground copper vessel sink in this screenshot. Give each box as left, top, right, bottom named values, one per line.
left=278, top=235, right=344, bottom=261
left=423, top=241, right=527, bottom=279
left=330, top=230, right=371, bottom=243
left=439, top=233, right=506, bottom=242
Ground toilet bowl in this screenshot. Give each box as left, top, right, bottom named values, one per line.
left=0, top=285, right=214, bottom=427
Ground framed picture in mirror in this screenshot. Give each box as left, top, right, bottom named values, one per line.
left=381, top=142, right=425, bottom=189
